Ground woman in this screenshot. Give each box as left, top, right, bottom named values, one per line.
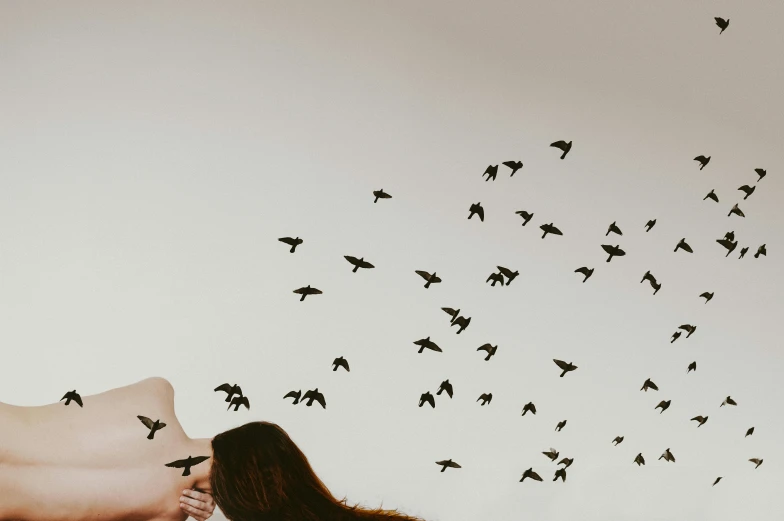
left=0, top=377, right=425, bottom=521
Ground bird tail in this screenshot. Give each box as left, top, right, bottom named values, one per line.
left=560, top=370, right=566, bottom=378
left=148, top=431, right=155, bottom=440
left=424, top=281, right=431, bottom=289
left=560, top=150, right=567, bottom=160
left=353, top=266, right=359, bottom=273
left=606, top=254, right=612, bottom=262
left=374, top=197, right=379, bottom=203
left=300, top=294, right=306, bottom=301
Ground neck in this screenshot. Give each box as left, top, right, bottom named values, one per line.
left=185, top=437, right=215, bottom=493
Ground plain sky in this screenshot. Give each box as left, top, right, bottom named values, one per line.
left=1, top=1, right=783, bottom=520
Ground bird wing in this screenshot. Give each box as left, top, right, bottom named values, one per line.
left=415, top=270, right=431, bottom=280
left=188, top=455, right=211, bottom=466
left=601, top=244, right=614, bottom=254
left=138, top=415, right=154, bottom=429
left=497, top=266, right=511, bottom=277
left=308, top=287, right=322, bottom=295
left=442, top=307, right=457, bottom=316
left=344, top=256, right=359, bottom=265
left=278, top=237, right=294, bottom=245
left=649, top=382, right=658, bottom=390
left=283, top=390, right=300, bottom=399
left=551, top=226, right=562, bottom=235
left=165, top=460, right=186, bottom=468
left=314, top=393, right=327, bottom=408
left=551, top=140, right=566, bottom=149
left=359, top=260, right=374, bottom=268
left=553, top=359, right=567, bottom=370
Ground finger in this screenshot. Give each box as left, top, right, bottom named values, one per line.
left=183, top=489, right=215, bottom=508
left=180, top=501, right=209, bottom=520
left=180, top=496, right=210, bottom=512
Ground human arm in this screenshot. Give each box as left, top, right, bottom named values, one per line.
left=179, top=489, right=216, bottom=521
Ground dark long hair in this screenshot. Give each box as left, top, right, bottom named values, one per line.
left=210, top=421, right=426, bottom=521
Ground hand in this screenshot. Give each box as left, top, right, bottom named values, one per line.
left=179, top=489, right=216, bottom=521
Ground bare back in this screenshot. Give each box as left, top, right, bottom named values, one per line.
left=0, top=377, right=200, bottom=521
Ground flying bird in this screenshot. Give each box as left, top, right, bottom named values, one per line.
left=283, top=390, right=301, bottom=404
left=138, top=416, right=167, bottom=440
left=641, top=378, right=659, bottom=392
left=716, top=238, right=738, bottom=256
left=214, top=383, right=242, bottom=402
left=521, top=402, right=537, bottom=416
left=486, top=272, right=505, bottom=287
left=606, top=221, right=623, bottom=236
left=755, top=244, right=766, bottom=258
left=372, top=189, right=391, bottom=203
left=441, top=307, right=460, bottom=323
left=278, top=237, right=303, bottom=253
left=687, top=361, right=697, bottom=373
left=694, top=155, right=711, bottom=170
left=293, top=285, right=322, bottom=301
left=691, top=415, right=709, bottom=427
left=540, top=223, right=563, bottom=239
left=575, top=267, right=594, bottom=282
left=671, top=331, right=681, bottom=343
left=482, top=165, right=498, bottom=182
left=553, top=359, right=577, bottom=377
left=543, top=448, right=559, bottom=461
left=164, top=455, right=210, bottom=477
left=437, top=380, right=454, bottom=399
left=679, top=324, right=697, bottom=338
left=332, top=356, right=350, bottom=372
left=550, top=140, right=572, bottom=159
left=435, top=459, right=461, bottom=472
left=745, top=427, right=754, bottom=437
left=724, top=231, right=735, bottom=241
left=344, top=256, right=374, bottom=272
left=699, top=291, right=714, bottom=303
left=713, top=477, right=722, bottom=486
left=655, top=400, right=671, bottom=413
left=612, top=436, right=624, bottom=446
left=61, top=390, right=83, bottom=407
left=738, top=185, right=755, bottom=199
left=477, top=343, right=498, bottom=361
left=301, top=388, right=326, bottom=408
left=728, top=203, right=745, bottom=218
left=413, top=337, right=442, bottom=354
left=659, top=448, right=675, bottom=462
left=497, top=266, right=519, bottom=285
left=451, top=316, right=471, bottom=334
left=601, top=244, right=626, bottom=262
left=419, top=392, right=435, bottom=408
left=721, top=396, right=737, bottom=407
left=754, top=168, right=766, bottom=181
left=558, top=457, right=574, bottom=469
left=739, top=246, right=748, bottom=259
left=555, top=420, right=567, bottom=432
left=553, top=468, right=567, bottom=482
left=674, top=238, right=693, bottom=253
left=644, top=219, right=657, bottom=232
left=520, top=468, right=543, bottom=482
left=228, top=395, right=250, bottom=411
left=703, top=189, right=719, bottom=202
left=714, top=17, right=729, bottom=34
left=641, top=271, right=661, bottom=294
left=634, top=453, right=645, bottom=466
left=516, top=210, right=534, bottom=226
left=749, top=458, right=763, bottom=469
left=468, top=202, right=485, bottom=221
left=503, top=160, right=523, bottom=176
left=477, top=393, right=493, bottom=406
left=415, top=270, right=442, bottom=289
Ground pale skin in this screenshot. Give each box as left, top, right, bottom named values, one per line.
left=0, top=377, right=218, bottom=521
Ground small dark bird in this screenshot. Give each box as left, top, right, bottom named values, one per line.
left=503, top=160, right=523, bottom=176
left=634, top=453, right=645, bottom=466
left=468, top=202, right=485, bottom=221
left=713, top=477, right=722, bottom=486
left=278, top=237, right=303, bottom=253
left=694, top=155, right=711, bottom=170
left=606, top=221, right=623, bottom=236
left=413, top=337, right=442, bottom=354
left=283, top=390, right=301, bottom=404
left=601, top=244, right=626, bottom=262
left=746, top=427, right=755, bottom=437
left=372, top=189, right=391, bottom=203
left=228, top=395, right=250, bottom=411
left=436, top=459, right=461, bottom=472
left=451, top=316, right=471, bottom=334
left=691, top=415, right=709, bottom=427
left=645, top=219, right=657, bottom=232
left=415, top=270, right=442, bottom=289
left=551, top=140, right=572, bottom=159
left=558, top=457, right=574, bottom=469
left=650, top=281, right=661, bottom=295
left=61, top=390, right=83, bottom=407
left=477, top=393, right=493, bottom=405
left=165, top=455, right=210, bottom=477
left=714, top=17, right=729, bottom=34
left=214, top=383, right=243, bottom=403
left=725, top=231, right=735, bottom=241
left=659, top=448, right=675, bottom=462
left=700, top=291, right=714, bottom=303
left=749, top=458, right=763, bottom=469
left=553, top=359, right=577, bottom=377
left=575, top=267, right=594, bottom=283
left=687, top=361, right=697, bottom=373
left=540, top=223, right=563, bottom=239
left=419, top=391, right=435, bottom=408
left=728, top=203, right=745, bottom=218
left=520, top=468, right=543, bottom=482
left=555, top=420, right=567, bottom=432
left=497, top=266, right=519, bottom=285
left=332, top=356, right=350, bottom=372
left=754, top=244, right=766, bottom=258
left=739, top=247, right=748, bottom=259
left=655, top=400, right=671, bottom=413
left=437, top=380, right=454, bottom=399
left=482, top=165, right=498, bottom=182
left=441, top=307, right=460, bottom=323
left=671, top=331, right=681, bottom=343
left=516, top=210, right=534, bottom=226
left=293, top=285, right=322, bottom=301
left=703, top=189, right=719, bottom=202
left=721, top=396, right=737, bottom=407
left=738, top=185, right=755, bottom=200
left=553, top=468, right=567, bottom=482
left=522, top=402, right=537, bottom=416
left=486, top=272, right=505, bottom=287
left=641, top=378, right=659, bottom=392
left=543, top=448, right=559, bottom=461
left=477, top=343, right=498, bottom=361
left=612, top=436, right=624, bottom=446
left=138, top=415, right=167, bottom=439
left=301, top=388, right=327, bottom=408
left=754, top=168, right=766, bottom=181
left=641, top=271, right=661, bottom=294
left=716, top=238, right=738, bottom=256
left=344, top=256, right=374, bottom=273
left=674, top=238, right=693, bottom=253
left=679, top=324, right=697, bottom=338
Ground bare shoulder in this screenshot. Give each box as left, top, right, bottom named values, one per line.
left=142, top=376, right=175, bottom=396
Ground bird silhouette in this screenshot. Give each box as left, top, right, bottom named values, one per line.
left=558, top=457, right=574, bottom=469
left=553, top=359, right=577, bottom=377
left=482, top=165, right=498, bottom=182
left=228, top=395, right=250, bottom=411
left=694, top=155, right=711, bottom=169
left=728, top=203, right=745, bottom=218
left=278, top=237, right=303, bottom=253
left=477, top=393, right=493, bottom=406
left=293, top=285, right=322, bottom=301
left=634, top=453, right=645, bottom=466
left=675, top=238, right=693, bottom=253
left=521, top=402, right=537, bottom=416
left=372, top=189, right=391, bottom=203
left=703, top=189, right=719, bottom=202
left=679, top=324, right=697, bottom=338
left=138, top=415, right=167, bottom=440
left=415, top=270, right=442, bottom=289
left=749, top=458, right=763, bottom=469
left=612, top=436, right=624, bottom=446
left=419, top=391, right=435, bottom=408
left=746, top=427, right=755, bottom=437
left=413, top=337, right=442, bottom=354
left=555, top=420, right=567, bottom=432
left=691, top=415, right=709, bottom=427
left=451, top=316, right=471, bottom=334
left=516, top=210, right=534, bottom=226
left=754, top=168, right=766, bottom=181
left=543, top=448, right=559, bottom=461
left=520, top=468, right=543, bottom=482
left=699, top=291, right=714, bottom=303
left=606, top=221, right=623, bottom=236
left=738, top=185, right=755, bottom=200
left=540, top=223, right=563, bottom=239
left=655, top=400, right=671, bottom=413
left=553, top=468, right=567, bottom=482
left=437, top=380, right=454, bottom=399
left=739, top=246, right=749, bottom=259
left=165, top=455, right=210, bottom=477
left=344, top=256, right=374, bottom=273
left=687, top=361, right=697, bottom=373
left=435, top=459, right=461, bottom=472
left=214, top=383, right=242, bottom=403
left=671, top=331, right=681, bottom=343
left=659, top=448, right=675, bottom=462
left=61, top=390, right=83, bottom=407
left=477, top=343, right=498, bottom=361
left=496, top=266, right=519, bottom=285
left=724, top=231, right=735, bottom=241
left=645, top=219, right=657, bottom=232
left=332, top=356, right=350, bottom=372
left=301, top=388, right=326, bottom=408
left=283, top=390, right=302, bottom=404
left=468, top=202, right=485, bottom=221
left=601, top=244, right=626, bottom=262
left=441, top=307, right=460, bottom=323
left=575, top=267, right=594, bottom=282
left=641, top=271, right=661, bottom=294
left=486, top=272, right=505, bottom=287
left=550, top=140, right=572, bottom=159
left=713, top=477, right=722, bottom=486
left=721, top=396, right=737, bottom=407
left=503, top=160, right=523, bottom=176
left=754, top=244, right=766, bottom=258
left=714, top=17, right=729, bottom=34
left=641, top=378, right=659, bottom=392
left=716, top=238, right=738, bottom=257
